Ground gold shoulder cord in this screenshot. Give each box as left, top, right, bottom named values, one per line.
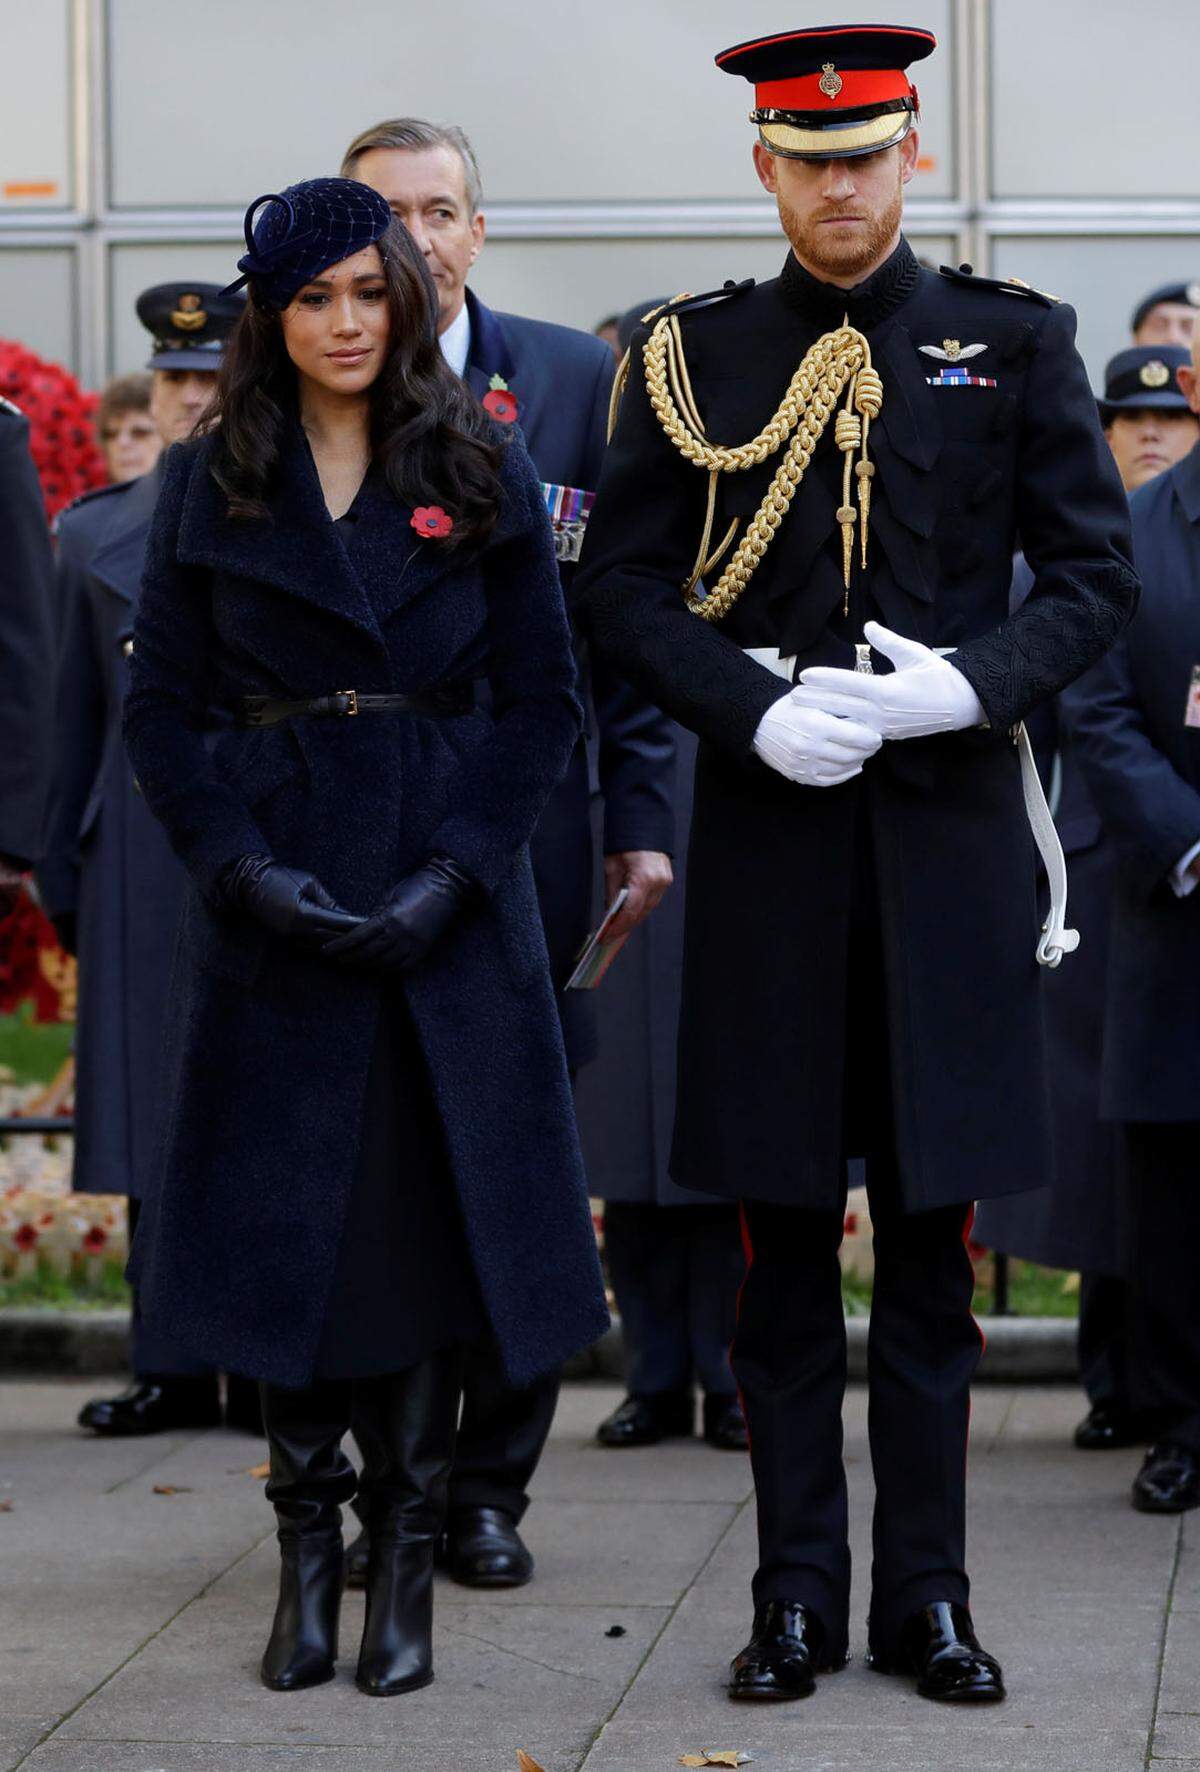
left=624, top=304, right=882, bottom=622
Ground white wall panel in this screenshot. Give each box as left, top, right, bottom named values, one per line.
left=0, top=1, right=73, bottom=211
left=0, top=247, right=77, bottom=370
left=991, top=0, right=1200, bottom=199
left=991, top=235, right=1200, bottom=383
left=474, top=234, right=959, bottom=335
left=107, top=0, right=954, bottom=209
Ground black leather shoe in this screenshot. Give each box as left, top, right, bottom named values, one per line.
left=1132, top=1442, right=1200, bottom=1514
left=596, top=1392, right=694, bottom=1448
left=345, top=1526, right=370, bottom=1590
left=224, top=1375, right=264, bottom=1436
left=703, top=1394, right=749, bottom=1452
left=441, top=1506, right=533, bottom=1588
left=870, top=1602, right=1005, bottom=1702
left=1074, top=1405, right=1152, bottom=1451
left=77, top=1380, right=222, bottom=1437
left=728, top=1601, right=836, bottom=1701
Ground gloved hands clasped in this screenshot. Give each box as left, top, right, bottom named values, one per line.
left=323, top=856, right=476, bottom=973
left=791, top=621, right=985, bottom=741
left=218, top=855, right=361, bottom=946
left=753, top=697, right=882, bottom=787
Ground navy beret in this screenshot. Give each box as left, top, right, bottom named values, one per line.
left=1130, top=281, right=1200, bottom=334
left=224, top=176, right=393, bottom=310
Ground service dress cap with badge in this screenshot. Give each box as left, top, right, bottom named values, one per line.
left=1098, top=345, right=1191, bottom=420
left=224, top=176, right=393, bottom=310
left=716, top=21, right=936, bottom=160
left=1130, top=281, right=1200, bottom=335
left=136, top=282, right=245, bottom=374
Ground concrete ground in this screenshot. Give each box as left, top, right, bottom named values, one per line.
left=0, top=1380, right=1195, bottom=1772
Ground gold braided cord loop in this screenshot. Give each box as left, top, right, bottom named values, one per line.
left=642, top=313, right=883, bottom=622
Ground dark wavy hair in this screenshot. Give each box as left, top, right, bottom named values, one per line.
left=206, top=219, right=504, bottom=548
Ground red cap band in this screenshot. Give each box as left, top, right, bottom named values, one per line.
left=755, top=67, right=913, bottom=112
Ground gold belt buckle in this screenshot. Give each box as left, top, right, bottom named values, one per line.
left=338, top=689, right=359, bottom=716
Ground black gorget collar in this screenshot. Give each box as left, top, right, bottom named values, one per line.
left=779, top=236, right=920, bottom=333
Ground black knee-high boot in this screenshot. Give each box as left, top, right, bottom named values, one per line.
left=353, top=1348, right=463, bottom=1697
left=259, top=1378, right=356, bottom=1692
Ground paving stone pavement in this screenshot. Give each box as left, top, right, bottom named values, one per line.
left=0, top=1379, right=1195, bottom=1772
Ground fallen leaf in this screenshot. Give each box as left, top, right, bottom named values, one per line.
left=152, top=1484, right=193, bottom=1496
left=680, top=1759, right=708, bottom=1768
left=247, top=1462, right=270, bottom=1479
left=703, top=1755, right=751, bottom=1768
left=517, top=1755, right=546, bottom=1772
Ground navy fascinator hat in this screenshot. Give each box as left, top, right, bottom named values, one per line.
left=223, top=176, right=394, bottom=310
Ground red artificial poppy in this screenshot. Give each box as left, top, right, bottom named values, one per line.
left=482, top=388, right=518, bottom=424
left=14, top=1224, right=38, bottom=1252
left=83, top=1225, right=108, bottom=1252
left=411, top=505, right=453, bottom=540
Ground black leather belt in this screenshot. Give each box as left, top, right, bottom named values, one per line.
left=238, top=687, right=472, bottom=727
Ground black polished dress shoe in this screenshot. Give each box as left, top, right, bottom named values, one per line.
left=728, top=1601, right=838, bottom=1701
left=1132, top=1442, right=1200, bottom=1514
left=441, top=1506, right=533, bottom=1588
left=703, top=1394, right=749, bottom=1452
left=77, top=1380, right=222, bottom=1437
left=870, top=1602, right=1005, bottom=1702
left=1074, top=1404, right=1153, bottom=1451
left=596, top=1392, right=694, bottom=1448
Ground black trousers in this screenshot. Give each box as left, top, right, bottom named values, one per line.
left=446, top=1341, right=560, bottom=1524
left=1126, top=1123, right=1200, bottom=1455
left=1078, top=1271, right=1133, bottom=1412
left=604, top=1201, right=742, bottom=1398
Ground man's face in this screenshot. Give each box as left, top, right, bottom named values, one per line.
left=1104, top=405, right=1199, bottom=492
left=149, top=368, right=216, bottom=444
left=753, top=133, right=917, bottom=283
left=1134, top=302, right=1196, bottom=350
left=352, top=145, right=484, bottom=333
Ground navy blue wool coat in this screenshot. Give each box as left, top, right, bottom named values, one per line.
left=122, top=423, right=610, bottom=1389
left=0, top=405, right=54, bottom=868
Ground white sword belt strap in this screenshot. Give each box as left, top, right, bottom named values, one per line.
left=743, top=645, right=1080, bottom=971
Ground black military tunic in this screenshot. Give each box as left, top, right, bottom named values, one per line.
left=578, top=240, right=1138, bottom=1216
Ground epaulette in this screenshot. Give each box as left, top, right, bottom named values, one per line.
left=938, top=263, right=1061, bottom=308
left=53, top=478, right=131, bottom=531
left=640, top=279, right=756, bottom=327
left=0, top=395, right=24, bottom=418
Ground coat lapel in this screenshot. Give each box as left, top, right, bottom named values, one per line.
left=177, top=422, right=384, bottom=644
left=463, top=287, right=516, bottom=404
left=89, top=467, right=163, bottom=606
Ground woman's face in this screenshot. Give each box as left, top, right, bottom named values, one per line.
left=101, top=407, right=162, bottom=482
left=280, top=244, right=392, bottom=397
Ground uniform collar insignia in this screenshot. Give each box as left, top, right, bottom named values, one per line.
left=918, top=340, right=988, bottom=362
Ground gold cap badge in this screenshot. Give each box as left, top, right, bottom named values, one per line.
left=818, top=62, right=843, bottom=99
left=1140, top=359, right=1171, bottom=389
left=170, top=292, right=208, bottom=333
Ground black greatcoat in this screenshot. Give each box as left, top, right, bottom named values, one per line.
left=576, top=242, right=1138, bottom=1214
left=0, top=403, right=54, bottom=869
left=122, top=425, right=609, bottom=1390
left=38, top=468, right=188, bottom=1202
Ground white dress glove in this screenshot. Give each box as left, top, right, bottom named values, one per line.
left=753, top=694, right=883, bottom=787
left=791, top=621, right=985, bottom=741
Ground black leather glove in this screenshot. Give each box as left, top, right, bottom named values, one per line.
left=217, top=854, right=361, bottom=949
left=51, top=911, right=78, bottom=956
left=323, top=856, right=476, bottom=973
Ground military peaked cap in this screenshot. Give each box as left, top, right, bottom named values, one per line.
left=136, top=282, right=244, bottom=373
left=1098, top=345, right=1192, bottom=419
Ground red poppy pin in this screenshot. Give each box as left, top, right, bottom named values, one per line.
left=411, top=505, right=453, bottom=540
left=482, top=373, right=519, bottom=424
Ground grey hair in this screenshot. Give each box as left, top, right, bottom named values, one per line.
left=341, top=118, right=483, bottom=216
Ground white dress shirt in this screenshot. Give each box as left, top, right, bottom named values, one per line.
left=438, top=302, right=472, bottom=379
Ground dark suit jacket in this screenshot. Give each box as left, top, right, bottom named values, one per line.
left=37, top=467, right=187, bottom=1199
left=578, top=241, right=1138, bottom=1212
left=122, top=425, right=608, bottom=1388
left=465, top=289, right=674, bottom=1066
left=1063, top=442, right=1200, bottom=1123
left=0, top=404, right=54, bottom=867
